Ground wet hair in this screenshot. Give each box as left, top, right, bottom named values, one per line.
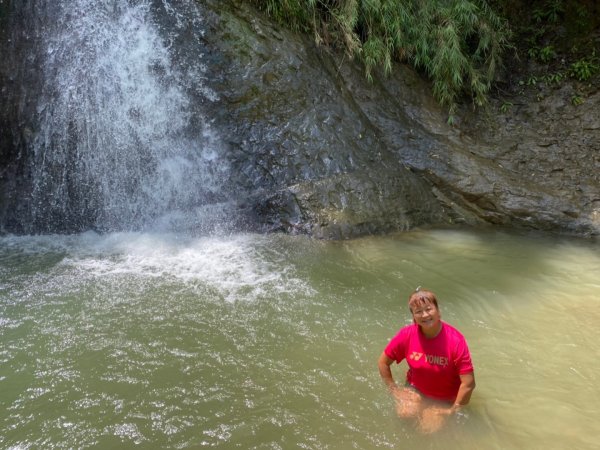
left=408, top=287, right=439, bottom=313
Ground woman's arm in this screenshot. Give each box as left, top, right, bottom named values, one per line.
left=378, top=351, right=399, bottom=391
left=452, top=372, right=476, bottom=409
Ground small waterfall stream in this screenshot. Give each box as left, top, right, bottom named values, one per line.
left=21, top=0, right=233, bottom=233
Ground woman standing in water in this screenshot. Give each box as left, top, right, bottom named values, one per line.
left=378, top=288, right=475, bottom=433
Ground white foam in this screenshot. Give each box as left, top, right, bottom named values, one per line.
left=0, top=232, right=312, bottom=303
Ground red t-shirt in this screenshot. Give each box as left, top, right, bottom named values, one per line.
left=384, top=321, right=474, bottom=402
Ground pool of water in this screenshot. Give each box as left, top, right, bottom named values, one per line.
left=1, top=228, right=599, bottom=449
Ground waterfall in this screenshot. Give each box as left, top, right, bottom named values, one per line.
left=19, top=0, right=234, bottom=234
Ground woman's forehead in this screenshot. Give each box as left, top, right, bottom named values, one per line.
left=409, top=297, right=435, bottom=309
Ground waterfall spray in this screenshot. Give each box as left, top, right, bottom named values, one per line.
left=23, top=0, right=232, bottom=233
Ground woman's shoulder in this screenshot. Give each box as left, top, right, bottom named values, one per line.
left=441, top=321, right=467, bottom=341
left=396, top=322, right=419, bottom=337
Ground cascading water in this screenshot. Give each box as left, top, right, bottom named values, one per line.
left=18, top=0, right=234, bottom=234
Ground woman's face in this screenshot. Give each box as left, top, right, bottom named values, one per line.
left=410, top=301, right=441, bottom=334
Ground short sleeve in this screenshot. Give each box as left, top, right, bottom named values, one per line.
left=454, top=335, right=474, bottom=374
left=384, top=327, right=409, bottom=363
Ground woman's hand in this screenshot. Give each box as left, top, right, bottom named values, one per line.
left=418, top=406, right=452, bottom=433
left=393, top=387, right=422, bottom=419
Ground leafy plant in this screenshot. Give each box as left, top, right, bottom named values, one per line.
left=544, top=0, right=564, bottom=23
left=532, top=0, right=564, bottom=24
left=538, top=45, right=555, bottom=63
left=571, top=94, right=584, bottom=106
left=542, top=71, right=564, bottom=84
left=500, top=101, right=513, bottom=113
left=527, top=47, right=539, bottom=60
left=532, top=8, right=545, bottom=23
left=526, top=75, right=538, bottom=86
left=569, top=55, right=599, bottom=81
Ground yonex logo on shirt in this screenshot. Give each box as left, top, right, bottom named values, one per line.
left=410, top=351, right=448, bottom=366
left=409, top=352, right=423, bottom=361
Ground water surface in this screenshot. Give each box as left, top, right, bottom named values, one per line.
left=1, top=228, right=599, bottom=449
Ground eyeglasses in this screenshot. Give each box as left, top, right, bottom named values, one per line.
left=411, top=306, right=435, bottom=317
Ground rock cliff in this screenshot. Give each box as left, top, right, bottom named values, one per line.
left=200, top=0, right=599, bottom=238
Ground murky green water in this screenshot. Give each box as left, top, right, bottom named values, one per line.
left=1, top=228, right=599, bottom=449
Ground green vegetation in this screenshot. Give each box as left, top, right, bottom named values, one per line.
left=496, top=0, right=600, bottom=92
left=248, top=0, right=599, bottom=119
left=538, top=45, right=556, bottom=63
left=569, top=54, right=599, bottom=81
left=500, top=101, right=513, bottom=113
left=538, top=71, right=565, bottom=85
left=248, top=0, right=511, bottom=122
left=571, top=94, right=584, bottom=106
left=531, top=0, right=563, bottom=24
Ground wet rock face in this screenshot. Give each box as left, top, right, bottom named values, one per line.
left=341, top=57, right=600, bottom=236
left=0, top=0, right=45, bottom=232
left=199, top=0, right=461, bottom=238
left=199, top=0, right=599, bottom=238
left=463, top=82, right=600, bottom=236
